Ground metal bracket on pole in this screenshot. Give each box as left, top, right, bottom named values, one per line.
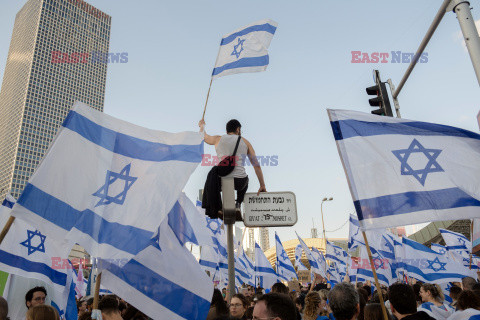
left=386, top=79, right=402, bottom=118
left=221, top=177, right=236, bottom=302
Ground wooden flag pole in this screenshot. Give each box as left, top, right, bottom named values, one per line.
left=201, top=78, right=213, bottom=120
left=0, top=216, right=15, bottom=245
left=362, top=231, right=389, bottom=320
left=469, top=219, right=473, bottom=270
left=93, top=272, right=102, bottom=310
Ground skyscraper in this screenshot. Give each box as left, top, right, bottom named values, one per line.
left=0, top=0, right=111, bottom=200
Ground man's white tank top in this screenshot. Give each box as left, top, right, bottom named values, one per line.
left=215, top=134, right=248, bottom=178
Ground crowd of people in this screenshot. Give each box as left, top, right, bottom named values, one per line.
left=0, top=275, right=478, bottom=320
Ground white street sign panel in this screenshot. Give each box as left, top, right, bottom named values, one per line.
left=243, top=191, right=297, bottom=227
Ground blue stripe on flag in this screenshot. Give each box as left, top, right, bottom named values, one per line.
left=168, top=201, right=198, bottom=246
left=403, top=238, right=437, bottom=254
left=398, top=262, right=468, bottom=282
left=330, top=119, right=480, bottom=141
left=62, top=111, right=203, bottom=163
left=357, top=268, right=390, bottom=285
left=199, top=260, right=217, bottom=269
left=255, top=266, right=277, bottom=275
left=277, top=259, right=296, bottom=274
left=18, top=184, right=154, bottom=255
left=0, top=249, right=67, bottom=286
left=1, top=199, right=14, bottom=209
left=440, top=229, right=469, bottom=240
left=220, top=23, right=277, bottom=45
left=212, top=56, right=269, bottom=76
left=106, top=259, right=211, bottom=319
left=354, top=187, right=480, bottom=221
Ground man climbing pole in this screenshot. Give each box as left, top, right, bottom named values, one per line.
left=199, top=119, right=267, bottom=221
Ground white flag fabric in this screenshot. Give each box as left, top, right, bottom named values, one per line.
left=431, top=243, right=448, bottom=255
left=212, top=19, right=278, bottom=79
left=12, top=102, right=204, bottom=261
left=0, top=197, right=76, bottom=320
left=348, top=214, right=364, bottom=251
left=101, top=219, right=213, bottom=320
left=400, top=237, right=475, bottom=284
left=296, top=232, right=325, bottom=277
left=311, top=247, right=327, bottom=278
left=439, top=228, right=472, bottom=252
left=199, top=245, right=219, bottom=281
left=328, top=109, right=480, bottom=230
left=254, top=242, right=277, bottom=289
left=294, top=244, right=308, bottom=271
left=275, top=233, right=297, bottom=281
left=355, top=245, right=394, bottom=287
left=237, top=246, right=255, bottom=286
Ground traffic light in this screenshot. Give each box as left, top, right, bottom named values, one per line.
left=366, top=70, right=393, bottom=117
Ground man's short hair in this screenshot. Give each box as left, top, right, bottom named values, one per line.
left=462, top=276, right=477, bottom=290
left=449, top=285, right=462, bottom=300
left=388, top=283, right=417, bottom=315
left=25, top=286, right=47, bottom=307
left=271, top=282, right=289, bottom=294
left=98, top=295, right=119, bottom=315
left=226, top=119, right=241, bottom=133
left=327, top=283, right=359, bottom=320
left=256, top=293, right=296, bottom=320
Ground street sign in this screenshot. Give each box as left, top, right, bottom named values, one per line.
left=243, top=191, right=297, bottom=227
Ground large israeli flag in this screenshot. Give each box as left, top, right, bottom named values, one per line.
left=328, top=109, right=480, bottom=230
left=400, top=237, right=476, bottom=283
left=275, top=233, right=297, bottom=281
left=254, top=242, right=277, bottom=289
left=12, top=102, right=203, bottom=261
left=0, top=197, right=77, bottom=320
left=212, top=19, right=278, bottom=79
left=101, top=219, right=213, bottom=320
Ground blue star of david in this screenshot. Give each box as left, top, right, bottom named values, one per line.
left=458, top=237, right=466, bottom=246
left=280, top=251, right=289, bottom=261
left=392, top=139, right=444, bottom=186
left=20, top=229, right=46, bottom=255
left=438, top=249, right=446, bottom=255
left=206, top=218, right=222, bottom=235
left=373, top=257, right=384, bottom=270
left=382, top=237, right=394, bottom=254
left=231, top=38, right=245, bottom=59
left=92, top=163, right=137, bottom=207
left=426, top=257, right=447, bottom=272
left=334, top=248, right=341, bottom=256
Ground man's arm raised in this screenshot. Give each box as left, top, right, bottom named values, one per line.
left=198, top=119, right=221, bottom=146
left=243, top=138, right=267, bottom=195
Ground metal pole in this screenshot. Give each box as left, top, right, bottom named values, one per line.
left=387, top=79, right=402, bottom=118
left=320, top=200, right=328, bottom=275
left=393, top=0, right=451, bottom=99
left=227, top=223, right=236, bottom=302
left=451, top=0, right=480, bottom=85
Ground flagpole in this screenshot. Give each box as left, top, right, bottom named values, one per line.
left=469, top=219, right=473, bottom=270
left=362, top=231, right=389, bottom=320
left=93, top=272, right=102, bottom=309
left=201, top=78, right=213, bottom=120
left=0, top=216, right=15, bottom=245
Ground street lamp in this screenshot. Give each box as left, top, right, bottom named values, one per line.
left=320, top=197, right=333, bottom=272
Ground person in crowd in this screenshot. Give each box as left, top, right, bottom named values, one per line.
left=222, top=288, right=227, bottom=301
left=418, top=283, right=453, bottom=319
left=78, top=312, right=92, bottom=320
left=363, top=285, right=372, bottom=302
left=252, top=293, right=297, bottom=320
left=229, top=294, right=248, bottom=320
left=448, top=286, right=462, bottom=309
left=199, top=119, right=267, bottom=220
left=388, top=283, right=435, bottom=320
left=303, top=291, right=329, bottom=320
left=25, top=287, right=47, bottom=309
left=86, top=298, right=94, bottom=313
left=412, top=283, right=422, bottom=307
left=357, top=288, right=369, bottom=307
left=0, top=296, right=8, bottom=320
left=295, top=294, right=306, bottom=316
left=26, top=305, right=59, bottom=320
left=77, top=299, right=87, bottom=317
left=207, top=289, right=229, bottom=320
left=271, top=282, right=289, bottom=295
left=98, top=295, right=122, bottom=320
left=447, top=290, right=480, bottom=319
left=364, top=303, right=392, bottom=320
left=328, top=283, right=360, bottom=320
left=462, top=277, right=477, bottom=291
left=356, top=289, right=366, bottom=320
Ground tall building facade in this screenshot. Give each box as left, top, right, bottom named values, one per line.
left=243, top=227, right=271, bottom=259
left=0, top=0, right=111, bottom=200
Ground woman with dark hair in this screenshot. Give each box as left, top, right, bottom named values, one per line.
left=364, top=303, right=392, bottom=320
left=229, top=293, right=248, bottom=320
left=418, top=283, right=454, bottom=319
left=207, top=289, right=229, bottom=320
left=447, top=290, right=480, bottom=319
left=26, top=305, right=59, bottom=320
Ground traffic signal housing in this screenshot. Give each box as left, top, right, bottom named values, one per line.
left=366, top=70, right=393, bottom=117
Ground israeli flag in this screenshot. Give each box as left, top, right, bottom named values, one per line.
left=0, top=197, right=76, bottom=320
left=12, top=102, right=203, bottom=261
left=168, top=193, right=215, bottom=248
left=237, top=247, right=255, bottom=286
left=431, top=243, right=448, bottom=255
left=199, top=245, right=220, bottom=281
left=311, top=247, right=327, bottom=276
left=356, top=245, right=394, bottom=286
left=101, top=218, right=213, bottom=320
left=212, top=19, right=278, bottom=79
left=439, top=228, right=472, bottom=252
left=294, top=244, right=308, bottom=271
left=275, top=233, right=297, bottom=281
left=400, top=237, right=476, bottom=284
left=327, top=262, right=341, bottom=285
left=255, top=242, right=277, bottom=289
left=328, top=109, right=480, bottom=230
left=326, top=241, right=348, bottom=266
left=348, top=214, right=364, bottom=251
left=296, top=232, right=326, bottom=277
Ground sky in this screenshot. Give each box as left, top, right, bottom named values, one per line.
left=0, top=0, right=479, bottom=249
